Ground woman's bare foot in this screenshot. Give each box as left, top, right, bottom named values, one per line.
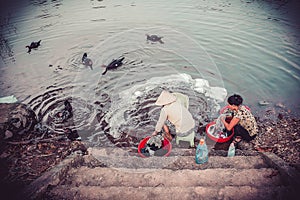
left=233, top=136, right=242, bottom=143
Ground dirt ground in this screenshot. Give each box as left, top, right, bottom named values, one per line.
left=253, top=111, right=300, bottom=168
left=0, top=107, right=299, bottom=199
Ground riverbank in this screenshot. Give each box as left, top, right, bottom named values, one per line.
left=253, top=110, right=300, bottom=168
left=0, top=104, right=299, bottom=199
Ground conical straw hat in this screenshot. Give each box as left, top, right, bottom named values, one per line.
left=155, top=90, right=177, bottom=106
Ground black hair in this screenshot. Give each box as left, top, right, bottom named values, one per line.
left=227, top=94, right=243, bottom=106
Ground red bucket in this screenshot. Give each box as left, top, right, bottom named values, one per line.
left=138, top=136, right=172, bottom=158
left=205, top=121, right=234, bottom=143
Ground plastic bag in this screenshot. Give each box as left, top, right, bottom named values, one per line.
left=0, top=95, right=18, bottom=103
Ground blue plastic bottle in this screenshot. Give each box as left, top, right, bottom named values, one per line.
left=227, top=142, right=235, bottom=157
left=195, top=138, right=208, bottom=164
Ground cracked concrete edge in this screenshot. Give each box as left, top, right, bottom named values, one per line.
left=21, top=153, right=86, bottom=200
left=259, top=152, right=300, bottom=186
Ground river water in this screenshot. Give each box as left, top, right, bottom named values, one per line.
left=1, top=0, right=299, bottom=147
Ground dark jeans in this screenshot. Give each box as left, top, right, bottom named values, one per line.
left=234, top=124, right=256, bottom=142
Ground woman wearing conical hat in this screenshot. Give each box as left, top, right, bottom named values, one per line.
left=152, top=90, right=195, bottom=141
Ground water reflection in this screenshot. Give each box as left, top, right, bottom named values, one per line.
left=0, top=13, right=17, bottom=64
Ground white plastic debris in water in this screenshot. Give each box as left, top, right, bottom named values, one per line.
left=206, top=86, right=227, bottom=103
left=194, top=78, right=227, bottom=103
left=258, top=100, right=270, bottom=106
left=194, top=79, right=209, bottom=93
left=133, top=91, right=143, bottom=98
left=0, top=95, right=18, bottom=103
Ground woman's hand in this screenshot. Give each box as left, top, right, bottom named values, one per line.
left=152, top=131, right=158, bottom=136
left=220, top=115, right=226, bottom=122
left=223, top=117, right=240, bottom=131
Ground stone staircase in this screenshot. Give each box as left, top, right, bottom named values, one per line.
left=23, top=145, right=299, bottom=200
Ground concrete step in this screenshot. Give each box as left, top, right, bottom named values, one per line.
left=45, top=185, right=289, bottom=200
left=87, top=148, right=268, bottom=170
left=87, top=146, right=260, bottom=157
left=65, top=167, right=281, bottom=187
left=87, top=155, right=269, bottom=170
left=23, top=150, right=299, bottom=200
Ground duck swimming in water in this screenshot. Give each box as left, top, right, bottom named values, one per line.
left=146, top=34, right=164, bottom=44
left=56, top=99, right=73, bottom=122
left=82, top=53, right=93, bottom=70
left=102, top=56, right=125, bottom=75
left=26, top=40, right=41, bottom=53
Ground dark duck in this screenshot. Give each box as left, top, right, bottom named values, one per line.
left=63, top=128, right=81, bottom=141
left=26, top=40, right=41, bottom=53
left=102, top=56, right=125, bottom=75
left=56, top=100, right=73, bottom=122
left=82, top=53, right=93, bottom=69
left=146, top=34, right=164, bottom=44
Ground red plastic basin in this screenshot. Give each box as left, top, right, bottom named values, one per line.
left=205, top=121, right=234, bottom=143
left=206, top=105, right=250, bottom=143
left=138, top=136, right=172, bottom=158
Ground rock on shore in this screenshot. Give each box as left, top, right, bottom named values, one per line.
left=0, top=103, right=37, bottom=140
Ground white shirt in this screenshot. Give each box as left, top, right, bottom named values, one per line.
left=155, top=100, right=195, bottom=134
